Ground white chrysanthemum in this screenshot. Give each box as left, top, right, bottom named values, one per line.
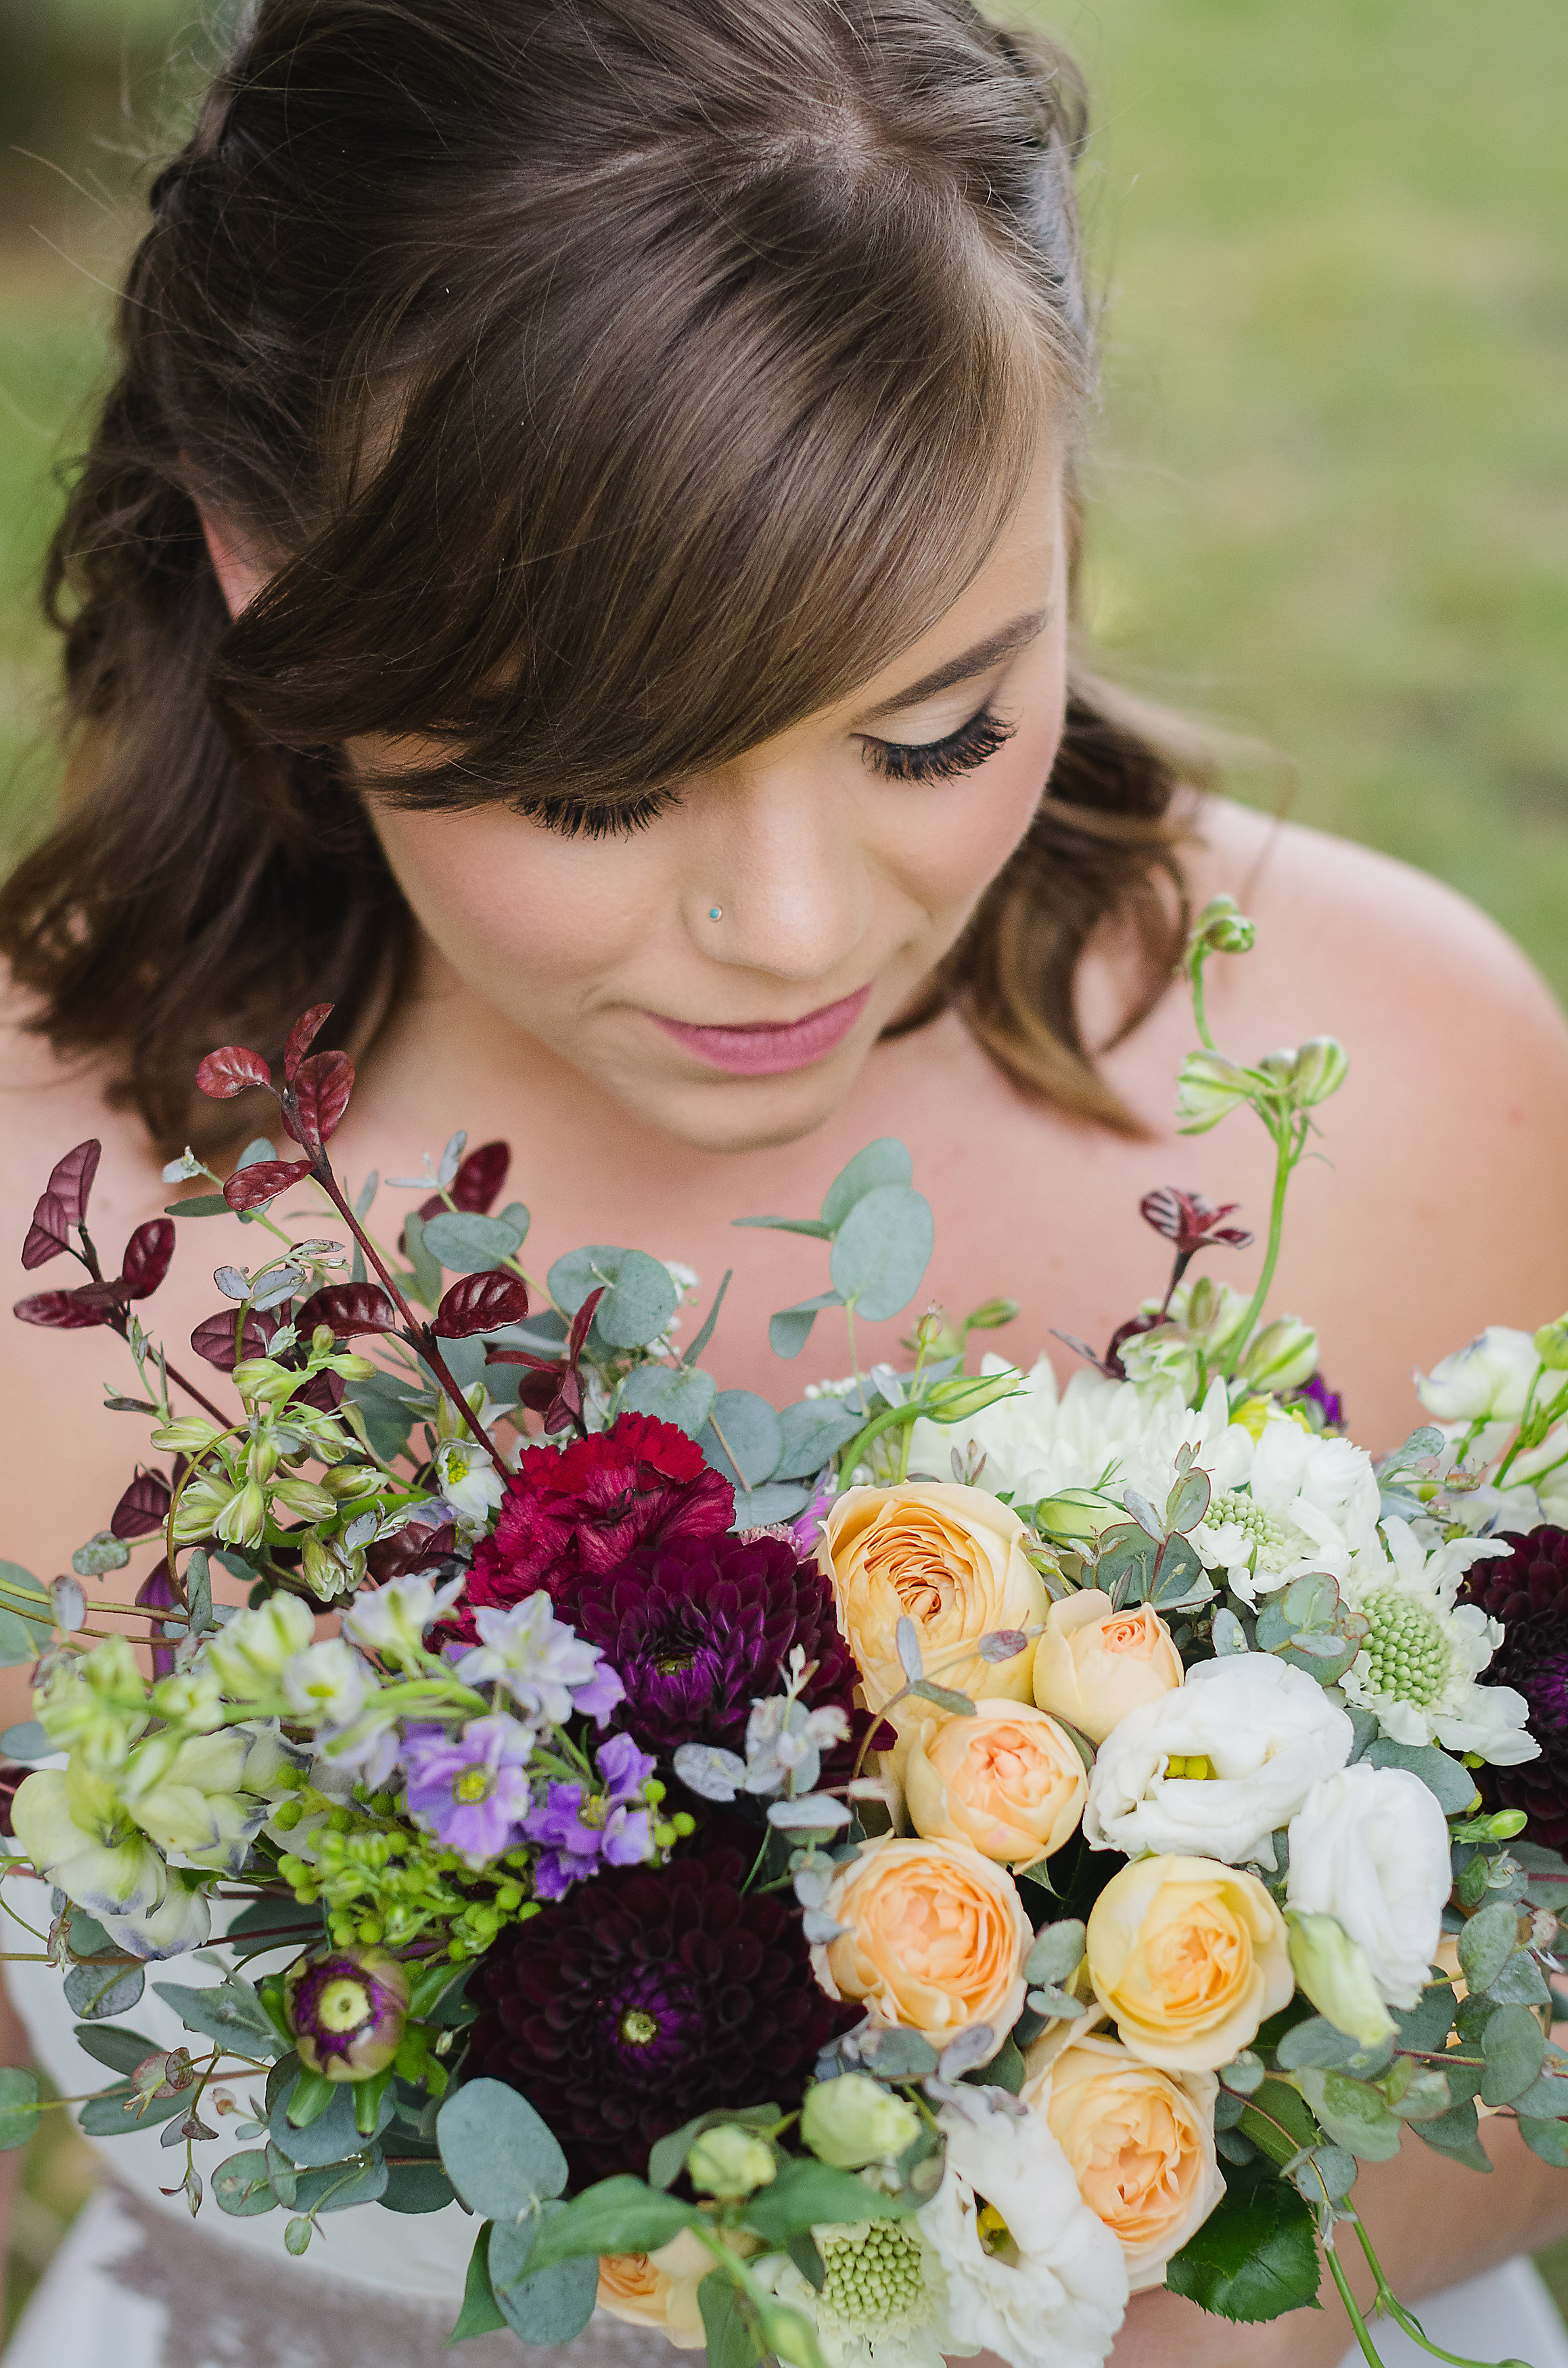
left=906, top=1357, right=1252, bottom=1527
left=1191, top=1417, right=1381, bottom=1604
left=919, top=2091, right=1128, bottom=2368
left=1340, top=1518, right=1536, bottom=1764
left=758, top=2216, right=959, bottom=2368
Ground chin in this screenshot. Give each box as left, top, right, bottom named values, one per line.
left=609, top=1060, right=859, bottom=1157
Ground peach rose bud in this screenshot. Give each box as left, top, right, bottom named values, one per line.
left=904, top=1700, right=1086, bottom=1869
left=812, top=1832, right=1032, bottom=2057
left=1024, top=2034, right=1225, bottom=2290
left=820, top=1483, right=1050, bottom=1741
left=1032, top=1589, right=1182, bottom=1746
left=1085, top=1854, right=1293, bottom=2072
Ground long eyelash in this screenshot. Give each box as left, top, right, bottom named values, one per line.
left=515, top=788, right=683, bottom=840
left=866, top=704, right=1018, bottom=783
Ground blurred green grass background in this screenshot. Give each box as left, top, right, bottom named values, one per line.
left=0, top=0, right=1565, bottom=2337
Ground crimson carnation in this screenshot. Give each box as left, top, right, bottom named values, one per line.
left=572, top=1532, right=857, bottom=1755
left=1460, top=1526, right=1568, bottom=1848
left=457, top=1413, right=733, bottom=1635
left=463, top=1840, right=852, bottom=2183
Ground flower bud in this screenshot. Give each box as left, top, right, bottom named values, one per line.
left=685, top=2124, right=777, bottom=2200
left=800, top=2072, right=923, bottom=2169
left=283, top=1944, right=411, bottom=2082
left=1186, top=895, right=1256, bottom=963
left=1237, top=1317, right=1319, bottom=1395
left=963, top=1298, right=1023, bottom=1334
left=271, top=1478, right=338, bottom=1524
left=149, top=1417, right=222, bottom=1455
left=1033, top=1488, right=1122, bottom=1547
left=1289, top=1037, right=1350, bottom=1110
left=1285, top=1911, right=1394, bottom=2049
left=204, top=1593, right=315, bottom=1693
left=1536, top=1317, right=1568, bottom=1373
left=232, top=1358, right=301, bottom=1405
left=216, top=1480, right=269, bottom=1549
left=1174, top=1051, right=1253, bottom=1136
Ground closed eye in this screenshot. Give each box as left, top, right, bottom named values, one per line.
left=862, top=703, right=1017, bottom=783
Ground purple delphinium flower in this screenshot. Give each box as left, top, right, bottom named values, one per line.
left=525, top=1732, right=657, bottom=1900
left=402, top=1714, right=535, bottom=1863
left=1297, top=1371, right=1345, bottom=1430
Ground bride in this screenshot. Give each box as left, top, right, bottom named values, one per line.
left=0, top=1, right=1566, bottom=2363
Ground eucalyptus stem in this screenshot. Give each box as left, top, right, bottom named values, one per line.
left=1324, top=2237, right=1387, bottom=2368
left=1347, top=2217, right=1529, bottom=2368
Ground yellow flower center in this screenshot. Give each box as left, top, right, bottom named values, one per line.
left=1165, top=1754, right=1216, bottom=1780
left=315, top=1977, right=371, bottom=2032
left=620, top=2007, right=659, bottom=2047
left=976, top=2202, right=1017, bottom=2262
left=453, top=1768, right=491, bottom=1804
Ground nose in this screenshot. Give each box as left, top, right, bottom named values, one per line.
left=691, top=762, right=872, bottom=986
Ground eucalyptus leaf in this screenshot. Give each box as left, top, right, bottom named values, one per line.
left=1211, top=1608, right=1249, bottom=1656
left=1456, top=1900, right=1521, bottom=1994
left=768, top=1292, right=846, bottom=1361
left=291, top=2153, right=389, bottom=2214
left=64, top=1961, right=145, bottom=2021
left=400, top=1212, right=443, bottom=1310
left=1412, top=2099, right=1491, bottom=2171
left=699, top=1392, right=783, bottom=1489
left=0, top=2068, right=39, bottom=2150
left=153, top=1978, right=279, bottom=2056
left=820, top=1139, right=914, bottom=1230
left=70, top=2022, right=162, bottom=2076
left=1519, top=2117, right=1568, bottom=2167
left=774, top=1399, right=862, bottom=1480
left=596, top=1248, right=681, bottom=1349
left=547, top=1244, right=626, bottom=1318
left=269, top=2074, right=394, bottom=2166
left=450, top=2225, right=509, bottom=2342
left=1292, top=2068, right=1402, bottom=2161
left=829, top=1185, right=935, bottom=1323
left=1023, top=1921, right=1085, bottom=1988
left=618, top=1363, right=718, bottom=1438
left=0, top=1720, right=51, bottom=1760
left=421, top=1210, right=524, bottom=1274
left=730, top=1481, right=812, bottom=1530
left=1479, top=2004, right=1547, bottom=2105
left=437, top=2078, right=569, bottom=2218
left=1366, top=1739, right=1479, bottom=1817
left=212, top=2149, right=279, bottom=2216
left=490, top=2208, right=599, bottom=2344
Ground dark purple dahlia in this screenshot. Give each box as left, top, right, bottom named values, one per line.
left=570, top=1531, right=858, bottom=1756
left=1460, top=1526, right=1568, bottom=1848
left=464, top=1839, right=852, bottom=2184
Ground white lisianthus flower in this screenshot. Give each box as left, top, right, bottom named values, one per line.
left=1416, top=1327, right=1542, bottom=1426
left=117, top=1725, right=277, bottom=1875
left=433, top=1436, right=505, bottom=1536
left=758, top=2216, right=960, bottom=2368
left=921, top=2089, right=1128, bottom=2368
left=1340, top=1520, right=1536, bottom=1764
left=1286, top=1763, right=1451, bottom=2008
left=1192, top=1417, right=1381, bottom=1605
left=1083, top=1654, right=1353, bottom=1869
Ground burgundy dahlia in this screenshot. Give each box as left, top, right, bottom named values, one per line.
left=457, top=1414, right=733, bottom=1635
left=464, top=1840, right=853, bottom=2183
left=572, top=1531, right=858, bottom=1756
left=1460, top=1526, right=1568, bottom=1848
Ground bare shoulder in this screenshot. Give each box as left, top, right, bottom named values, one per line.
left=1188, top=796, right=1568, bottom=1073
left=0, top=984, right=167, bottom=1237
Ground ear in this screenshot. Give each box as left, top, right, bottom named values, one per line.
left=198, top=507, right=274, bottom=619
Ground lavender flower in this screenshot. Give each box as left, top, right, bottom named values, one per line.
left=454, top=1595, right=622, bottom=1725
left=402, top=1714, right=535, bottom=1863
left=524, top=1732, right=656, bottom=1900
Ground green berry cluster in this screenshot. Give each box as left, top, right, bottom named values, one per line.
left=271, top=1783, right=539, bottom=1957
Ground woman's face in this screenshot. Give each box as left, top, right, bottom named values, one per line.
left=344, top=453, right=1068, bottom=1155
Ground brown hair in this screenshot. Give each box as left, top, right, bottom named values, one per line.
left=0, top=0, right=1191, bottom=1155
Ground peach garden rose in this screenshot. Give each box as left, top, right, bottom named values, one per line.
left=903, top=1700, right=1086, bottom=1869
left=819, top=1483, right=1050, bottom=1749
left=1022, top=2030, right=1224, bottom=2290
left=812, top=1833, right=1032, bottom=2055
left=1031, top=1589, right=1183, bottom=1745
left=1085, top=1854, right=1293, bottom=2071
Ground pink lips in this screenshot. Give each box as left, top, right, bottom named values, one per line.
left=649, top=984, right=872, bottom=1076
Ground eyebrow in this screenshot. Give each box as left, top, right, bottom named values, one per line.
left=859, top=608, right=1051, bottom=725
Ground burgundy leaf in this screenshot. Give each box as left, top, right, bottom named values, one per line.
left=191, top=1306, right=274, bottom=1371
left=13, top=1287, right=108, bottom=1330
left=223, top=1159, right=312, bottom=1213
left=196, top=1045, right=273, bottom=1099
left=485, top=1346, right=557, bottom=1370
left=112, top=1471, right=173, bottom=1541
left=567, top=1285, right=605, bottom=1365
left=137, top=1559, right=180, bottom=1678
left=282, top=1051, right=354, bottom=1154
left=434, top=1271, right=530, bottom=1339
left=46, top=1140, right=101, bottom=1229
left=294, top=1283, right=401, bottom=1340
left=119, top=1219, right=175, bottom=1300
left=21, top=1190, right=72, bottom=1271
left=295, top=1368, right=345, bottom=1413
left=366, top=1520, right=461, bottom=1585
left=418, top=1140, right=511, bottom=1225
left=283, top=1004, right=334, bottom=1084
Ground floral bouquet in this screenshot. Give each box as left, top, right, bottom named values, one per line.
left=2, top=903, right=1567, bottom=2368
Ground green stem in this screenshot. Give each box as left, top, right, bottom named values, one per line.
left=1218, top=1116, right=1299, bottom=1380
left=1349, top=2217, right=1529, bottom=2368
left=1324, top=2237, right=1387, bottom=2368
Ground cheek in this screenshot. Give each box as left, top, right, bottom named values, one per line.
left=369, top=805, right=658, bottom=1001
